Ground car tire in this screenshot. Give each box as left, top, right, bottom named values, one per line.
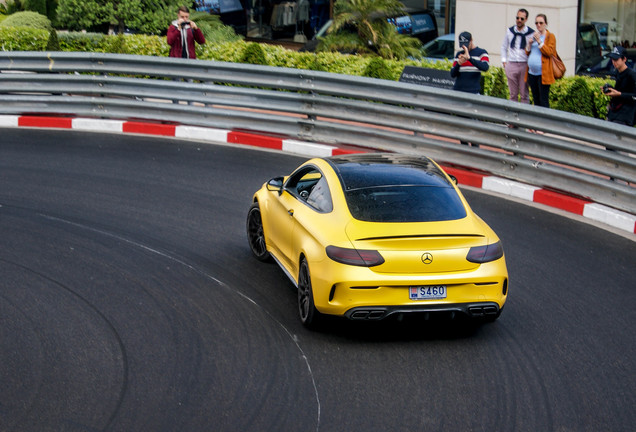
left=298, top=258, right=322, bottom=328
left=246, top=202, right=270, bottom=262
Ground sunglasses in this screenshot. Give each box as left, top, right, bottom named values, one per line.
left=535, top=21, right=545, bottom=25
left=516, top=17, right=525, bottom=21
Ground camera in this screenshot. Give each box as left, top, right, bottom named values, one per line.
left=181, top=20, right=190, bottom=26
left=603, top=83, right=613, bottom=94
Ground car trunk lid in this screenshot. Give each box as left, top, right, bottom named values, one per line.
left=345, top=220, right=487, bottom=273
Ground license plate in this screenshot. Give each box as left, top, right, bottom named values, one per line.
left=409, top=285, right=447, bottom=300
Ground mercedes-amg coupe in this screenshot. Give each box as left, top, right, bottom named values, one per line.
left=246, top=154, right=509, bottom=328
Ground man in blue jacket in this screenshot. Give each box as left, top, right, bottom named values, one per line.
left=451, top=31, right=490, bottom=94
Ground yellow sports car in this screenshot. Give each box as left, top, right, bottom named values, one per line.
left=246, top=154, right=508, bottom=328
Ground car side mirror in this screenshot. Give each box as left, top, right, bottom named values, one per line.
left=267, top=177, right=284, bottom=193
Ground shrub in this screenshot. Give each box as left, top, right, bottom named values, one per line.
left=240, top=42, right=268, bottom=66
left=587, top=76, right=611, bottom=119
left=123, top=34, right=169, bottom=57
left=190, top=11, right=241, bottom=45
left=0, top=11, right=52, bottom=31
left=313, top=51, right=368, bottom=76
left=0, top=26, right=48, bottom=50
left=57, top=31, right=104, bottom=52
left=553, top=77, right=595, bottom=117
left=363, top=56, right=394, bottom=80
left=101, top=33, right=127, bottom=54
left=484, top=66, right=509, bottom=99
left=200, top=40, right=247, bottom=63
left=45, top=27, right=59, bottom=50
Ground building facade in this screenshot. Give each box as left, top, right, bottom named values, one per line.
left=452, top=0, right=635, bottom=74
left=580, top=0, right=636, bottom=50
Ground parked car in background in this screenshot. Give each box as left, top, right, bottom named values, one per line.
left=578, top=48, right=636, bottom=77
left=576, top=23, right=603, bottom=73
left=420, top=33, right=455, bottom=63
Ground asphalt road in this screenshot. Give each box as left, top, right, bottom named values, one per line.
left=1, top=129, right=635, bottom=432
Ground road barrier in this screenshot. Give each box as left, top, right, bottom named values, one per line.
left=0, top=51, right=635, bottom=217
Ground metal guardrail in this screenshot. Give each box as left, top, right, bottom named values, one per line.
left=1, top=51, right=635, bottom=215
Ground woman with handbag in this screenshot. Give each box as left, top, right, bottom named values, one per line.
left=526, top=14, right=556, bottom=108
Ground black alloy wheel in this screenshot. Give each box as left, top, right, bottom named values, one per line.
left=298, top=259, right=322, bottom=328
left=246, top=203, right=270, bottom=261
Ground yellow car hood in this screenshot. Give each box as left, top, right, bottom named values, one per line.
left=345, top=217, right=491, bottom=274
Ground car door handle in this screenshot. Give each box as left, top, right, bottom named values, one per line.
left=288, top=209, right=294, bottom=216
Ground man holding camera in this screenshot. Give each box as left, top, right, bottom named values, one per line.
left=604, top=46, right=636, bottom=126
left=451, top=31, right=490, bottom=94
left=450, top=32, right=489, bottom=146
left=167, top=6, right=205, bottom=59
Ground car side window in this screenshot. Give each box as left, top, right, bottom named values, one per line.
left=306, top=176, right=333, bottom=213
left=284, top=166, right=333, bottom=213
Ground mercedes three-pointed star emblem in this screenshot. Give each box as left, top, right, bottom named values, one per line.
left=421, top=252, right=433, bottom=264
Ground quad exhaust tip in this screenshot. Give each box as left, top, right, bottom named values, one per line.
left=350, top=310, right=386, bottom=320
left=467, top=305, right=499, bottom=316
left=347, top=303, right=501, bottom=321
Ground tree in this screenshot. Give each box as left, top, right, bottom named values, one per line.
left=24, top=0, right=46, bottom=15
left=56, top=0, right=184, bottom=35
left=318, top=0, right=422, bottom=60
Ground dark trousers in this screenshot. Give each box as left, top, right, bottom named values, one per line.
left=528, top=74, right=551, bottom=108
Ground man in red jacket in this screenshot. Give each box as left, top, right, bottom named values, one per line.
left=167, top=6, right=205, bottom=59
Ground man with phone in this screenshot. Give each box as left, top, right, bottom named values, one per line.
left=167, top=5, right=205, bottom=59
left=450, top=31, right=490, bottom=94
left=450, top=32, right=489, bottom=147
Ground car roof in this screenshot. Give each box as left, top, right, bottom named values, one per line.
left=436, top=33, right=455, bottom=41
left=423, top=33, right=454, bottom=46
left=325, top=153, right=454, bottom=190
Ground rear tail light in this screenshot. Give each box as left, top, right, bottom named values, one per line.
left=326, top=246, right=385, bottom=267
left=466, top=241, right=504, bottom=263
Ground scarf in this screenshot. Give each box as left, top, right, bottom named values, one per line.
left=180, top=25, right=189, bottom=58
left=509, top=26, right=534, bottom=50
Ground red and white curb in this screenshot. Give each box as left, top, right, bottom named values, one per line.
left=2, top=114, right=635, bottom=236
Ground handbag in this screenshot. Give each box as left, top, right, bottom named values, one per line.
left=551, top=53, right=566, bottom=79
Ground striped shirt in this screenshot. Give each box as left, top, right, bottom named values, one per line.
left=450, top=47, right=490, bottom=93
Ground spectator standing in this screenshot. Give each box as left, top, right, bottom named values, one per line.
left=451, top=31, right=490, bottom=94
left=501, top=8, right=534, bottom=103
left=604, top=46, right=636, bottom=126
left=167, top=6, right=205, bottom=59
left=451, top=32, right=489, bottom=147
left=525, top=14, right=556, bottom=108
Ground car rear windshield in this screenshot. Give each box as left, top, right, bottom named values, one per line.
left=328, top=155, right=467, bottom=222
left=345, top=185, right=466, bottom=222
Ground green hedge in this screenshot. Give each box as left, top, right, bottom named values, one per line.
left=0, top=26, right=48, bottom=50
left=0, top=30, right=614, bottom=120
left=0, top=10, right=52, bottom=30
